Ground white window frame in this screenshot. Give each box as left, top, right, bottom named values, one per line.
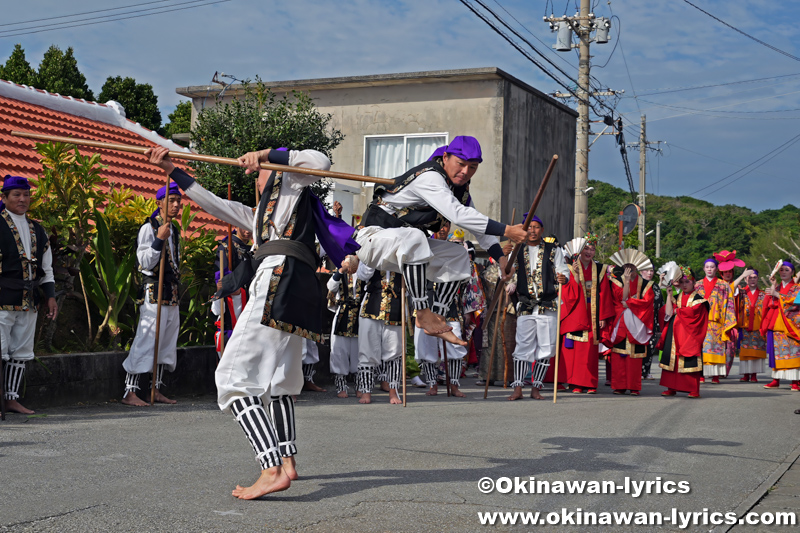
left=362, top=132, right=449, bottom=177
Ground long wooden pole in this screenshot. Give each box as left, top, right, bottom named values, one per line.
left=501, top=208, right=515, bottom=389
left=10, top=131, right=395, bottom=186
left=483, top=289, right=504, bottom=399
left=150, top=174, right=172, bottom=405
left=442, top=342, right=450, bottom=397
left=227, top=184, right=234, bottom=268
left=553, top=283, right=563, bottom=404
left=218, top=249, right=226, bottom=359
left=401, top=280, right=408, bottom=407
left=0, top=356, right=6, bottom=421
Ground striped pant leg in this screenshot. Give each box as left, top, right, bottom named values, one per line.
left=302, top=364, right=316, bottom=383
left=510, top=358, right=528, bottom=388
left=230, top=396, right=282, bottom=469
left=386, top=358, right=402, bottom=391
left=421, top=361, right=438, bottom=388
left=155, top=364, right=167, bottom=390
left=123, top=372, right=141, bottom=396
left=268, top=395, right=297, bottom=457
left=403, top=263, right=429, bottom=311
left=375, top=362, right=387, bottom=383
left=448, top=358, right=462, bottom=387
left=432, top=280, right=462, bottom=316
left=357, top=366, right=374, bottom=394
left=3, top=359, right=25, bottom=401
left=334, top=374, right=348, bottom=394
left=531, top=359, right=551, bottom=389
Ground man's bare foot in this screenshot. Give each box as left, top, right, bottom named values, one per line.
left=302, top=381, right=327, bottom=392
left=380, top=381, right=390, bottom=392
left=359, top=392, right=372, bottom=404
left=426, top=384, right=438, bottom=396
left=507, top=386, right=524, bottom=401
left=530, top=387, right=545, bottom=400
left=283, top=456, right=299, bottom=480
left=337, top=390, right=348, bottom=398
left=5, top=399, right=35, bottom=414
left=356, top=390, right=363, bottom=398
left=153, top=390, right=177, bottom=404
left=450, top=384, right=466, bottom=397
left=121, top=391, right=149, bottom=407
left=415, top=309, right=453, bottom=335
left=232, top=466, right=291, bottom=500
left=389, top=389, right=402, bottom=404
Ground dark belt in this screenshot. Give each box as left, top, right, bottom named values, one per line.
left=0, top=277, right=41, bottom=291
left=253, top=240, right=319, bottom=270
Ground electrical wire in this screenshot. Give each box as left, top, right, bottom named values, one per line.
left=682, top=0, right=800, bottom=63
left=636, top=72, right=800, bottom=97
left=0, top=0, right=176, bottom=28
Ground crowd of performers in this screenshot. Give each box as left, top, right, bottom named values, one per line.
left=2, top=133, right=799, bottom=500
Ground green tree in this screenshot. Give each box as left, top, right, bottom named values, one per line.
left=35, top=45, right=94, bottom=100
left=0, top=44, right=35, bottom=85
left=164, top=100, right=192, bottom=141
left=98, top=76, right=161, bottom=131
left=191, top=79, right=344, bottom=206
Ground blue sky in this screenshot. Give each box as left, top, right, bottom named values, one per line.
left=2, top=0, right=799, bottom=212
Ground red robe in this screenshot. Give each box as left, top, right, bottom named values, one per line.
left=604, top=275, right=655, bottom=392
left=657, top=291, right=708, bottom=395
left=556, top=260, right=614, bottom=388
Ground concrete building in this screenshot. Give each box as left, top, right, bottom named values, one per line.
left=176, top=67, right=577, bottom=244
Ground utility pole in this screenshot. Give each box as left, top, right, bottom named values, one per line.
left=638, top=115, right=646, bottom=253
left=545, top=1, right=615, bottom=239
left=656, top=220, right=662, bottom=258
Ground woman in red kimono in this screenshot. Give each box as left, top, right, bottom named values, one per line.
left=658, top=267, right=709, bottom=398
left=760, top=261, right=800, bottom=390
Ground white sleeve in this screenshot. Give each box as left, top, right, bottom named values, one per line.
left=554, top=247, right=570, bottom=282
left=356, top=262, right=376, bottom=282
left=40, top=246, right=55, bottom=285
left=284, top=149, right=332, bottom=190
left=211, top=299, right=221, bottom=316
left=411, top=172, right=493, bottom=237
left=136, top=223, right=161, bottom=271
left=184, top=182, right=255, bottom=230
left=326, top=275, right=342, bottom=293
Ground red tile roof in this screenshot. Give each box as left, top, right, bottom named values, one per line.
left=0, top=80, right=228, bottom=237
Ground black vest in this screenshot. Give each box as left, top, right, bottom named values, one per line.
left=136, top=216, right=181, bottom=305
left=0, top=211, right=49, bottom=309
left=362, top=159, right=470, bottom=233
left=332, top=273, right=363, bottom=337
left=361, top=270, right=403, bottom=325
left=515, top=239, right=559, bottom=315
left=254, top=171, right=323, bottom=340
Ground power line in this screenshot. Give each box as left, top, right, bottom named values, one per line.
left=636, top=72, right=800, bottom=97
left=0, top=0, right=176, bottom=28
left=682, top=0, right=800, bottom=63
left=0, top=0, right=232, bottom=38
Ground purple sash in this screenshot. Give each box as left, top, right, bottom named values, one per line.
left=309, top=193, right=360, bottom=268
left=766, top=330, right=776, bottom=368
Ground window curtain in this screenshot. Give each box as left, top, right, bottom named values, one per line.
left=406, top=136, right=447, bottom=168
left=365, top=137, right=404, bottom=178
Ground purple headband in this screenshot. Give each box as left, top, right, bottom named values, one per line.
left=276, top=147, right=288, bottom=151
left=443, top=136, right=483, bottom=163
left=2, top=175, right=31, bottom=192
left=782, top=261, right=795, bottom=271
left=704, top=258, right=718, bottom=265
left=428, top=145, right=447, bottom=161
left=156, top=182, right=182, bottom=200
left=523, top=212, right=543, bottom=226
left=215, top=269, right=232, bottom=283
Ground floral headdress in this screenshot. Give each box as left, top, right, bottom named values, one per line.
left=584, top=232, right=599, bottom=246
left=680, top=265, right=693, bottom=280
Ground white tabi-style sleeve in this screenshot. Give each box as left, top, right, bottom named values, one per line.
left=282, top=149, right=332, bottom=190
left=183, top=182, right=255, bottom=231
left=355, top=262, right=376, bottom=282
left=40, top=246, right=55, bottom=285
left=554, top=247, right=570, bottom=282
left=136, top=223, right=162, bottom=272
left=411, top=172, right=498, bottom=239
left=326, top=275, right=342, bottom=293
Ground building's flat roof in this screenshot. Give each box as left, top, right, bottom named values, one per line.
left=176, top=67, right=578, bottom=117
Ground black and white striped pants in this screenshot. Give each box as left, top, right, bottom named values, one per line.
left=403, top=264, right=462, bottom=315
left=511, top=358, right=550, bottom=389
left=230, top=395, right=296, bottom=470
left=3, top=358, right=26, bottom=401
left=123, top=364, right=168, bottom=395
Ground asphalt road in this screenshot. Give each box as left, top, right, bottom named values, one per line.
left=1, top=362, right=798, bottom=532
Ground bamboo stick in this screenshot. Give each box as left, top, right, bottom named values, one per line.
left=10, top=131, right=395, bottom=186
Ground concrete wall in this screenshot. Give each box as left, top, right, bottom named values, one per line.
left=501, top=81, right=577, bottom=242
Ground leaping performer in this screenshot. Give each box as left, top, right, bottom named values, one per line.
left=145, top=145, right=358, bottom=499
left=352, top=136, right=527, bottom=348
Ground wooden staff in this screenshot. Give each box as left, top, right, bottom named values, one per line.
left=10, top=131, right=395, bottom=186
left=401, top=279, right=408, bottom=407
left=0, top=355, right=6, bottom=421
left=218, top=249, right=226, bottom=358
left=483, top=288, right=504, bottom=399
left=150, top=174, right=173, bottom=405
left=553, top=283, right=563, bottom=404
left=442, top=342, right=450, bottom=397
left=482, top=155, right=559, bottom=329
left=501, top=208, right=516, bottom=389
left=227, top=184, right=234, bottom=268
